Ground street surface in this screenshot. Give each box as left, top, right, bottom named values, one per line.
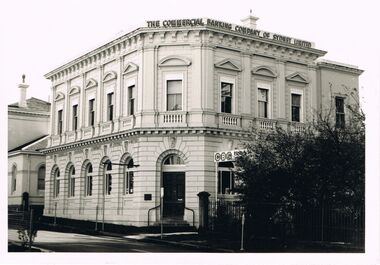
left=8, top=229, right=205, bottom=252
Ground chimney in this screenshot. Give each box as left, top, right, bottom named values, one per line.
left=241, top=11, right=259, bottom=29
left=18, top=74, right=28, bottom=108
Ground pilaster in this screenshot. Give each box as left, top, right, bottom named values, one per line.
left=276, top=59, right=286, bottom=119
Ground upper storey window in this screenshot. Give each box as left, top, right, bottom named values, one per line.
left=107, top=92, right=114, bottom=121
left=128, top=85, right=135, bottom=115
left=72, top=104, right=78, bottom=131
left=335, top=97, right=345, bottom=128
left=258, top=88, right=269, bottom=118
left=88, top=98, right=95, bottom=126
left=167, top=80, right=182, bottom=111
left=221, top=82, right=233, bottom=113
left=57, top=110, right=63, bottom=134
left=291, top=94, right=301, bottom=122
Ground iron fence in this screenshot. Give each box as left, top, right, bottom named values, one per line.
left=208, top=200, right=364, bottom=248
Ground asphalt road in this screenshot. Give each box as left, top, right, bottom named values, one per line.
left=9, top=230, right=205, bottom=252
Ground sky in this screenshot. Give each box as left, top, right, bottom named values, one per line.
left=1, top=0, right=380, bottom=264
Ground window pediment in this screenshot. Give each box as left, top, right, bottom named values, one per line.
left=123, top=62, right=139, bottom=75
left=69, top=86, right=81, bottom=95
left=103, top=71, right=117, bottom=83
left=86, top=78, right=98, bottom=89
left=286, top=72, right=309, bottom=84
left=215, top=59, right=242, bottom=72
left=252, top=66, right=277, bottom=78
left=158, top=56, right=191, bottom=67
left=54, top=92, right=65, bottom=101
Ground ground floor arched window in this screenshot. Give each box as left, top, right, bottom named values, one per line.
left=217, top=161, right=235, bottom=194
left=37, top=165, right=45, bottom=191
left=85, top=163, right=93, bottom=196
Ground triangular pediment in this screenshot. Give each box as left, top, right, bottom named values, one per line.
left=54, top=92, right=65, bottom=101
left=123, top=62, right=139, bottom=75
left=158, top=56, right=191, bottom=67
left=252, top=66, right=277, bottom=78
left=286, top=72, right=309, bottom=84
left=103, top=71, right=117, bottom=82
left=86, top=78, right=98, bottom=89
left=69, top=86, right=80, bottom=95
left=215, top=59, right=242, bottom=72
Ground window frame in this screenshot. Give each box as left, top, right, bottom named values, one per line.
left=219, top=76, right=236, bottom=114
left=68, top=165, right=76, bottom=197
left=53, top=168, right=60, bottom=198
left=335, top=96, right=345, bottom=128
left=217, top=164, right=235, bottom=195
left=85, top=163, right=93, bottom=197
left=164, top=73, right=184, bottom=112
left=104, top=161, right=112, bottom=195
left=256, top=82, right=272, bottom=119
left=107, top=92, right=114, bottom=121
left=11, top=165, right=17, bottom=193
left=88, top=98, right=95, bottom=126
left=128, top=85, right=135, bottom=116
left=57, top=109, right=63, bottom=134
left=72, top=104, right=78, bottom=131
left=290, top=88, right=304, bottom=123
left=37, top=165, right=45, bottom=191
left=123, top=159, right=135, bottom=195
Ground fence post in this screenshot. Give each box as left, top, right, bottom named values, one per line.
left=28, top=209, right=34, bottom=251
left=320, top=202, right=324, bottom=242
left=197, top=191, right=210, bottom=235
left=95, top=205, right=98, bottom=231
left=240, top=213, right=245, bottom=251
left=54, top=202, right=57, bottom=226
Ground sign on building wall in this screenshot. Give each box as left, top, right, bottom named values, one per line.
left=146, top=18, right=313, bottom=48
left=214, top=149, right=247, bottom=162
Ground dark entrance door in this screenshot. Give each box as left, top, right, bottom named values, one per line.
left=163, top=172, right=185, bottom=219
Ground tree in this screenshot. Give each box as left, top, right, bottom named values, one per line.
left=235, top=102, right=365, bottom=238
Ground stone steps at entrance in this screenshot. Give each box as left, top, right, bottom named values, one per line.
left=153, top=218, right=192, bottom=227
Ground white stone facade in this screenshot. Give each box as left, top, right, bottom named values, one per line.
left=43, top=17, right=363, bottom=227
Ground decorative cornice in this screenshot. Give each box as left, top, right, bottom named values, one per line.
left=317, top=61, right=364, bottom=75
left=42, top=127, right=251, bottom=154
left=44, top=25, right=327, bottom=83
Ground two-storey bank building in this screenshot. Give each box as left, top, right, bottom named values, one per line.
left=43, top=16, right=363, bottom=227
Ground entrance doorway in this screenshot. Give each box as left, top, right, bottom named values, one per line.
left=163, top=172, right=185, bottom=218
left=161, top=154, right=185, bottom=220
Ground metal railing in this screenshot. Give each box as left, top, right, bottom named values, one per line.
left=147, top=204, right=160, bottom=226
left=185, top=207, right=195, bottom=227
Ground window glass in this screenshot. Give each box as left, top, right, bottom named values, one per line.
left=57, top=110, right=63, bottom=134
left=163, top=154, right=184, bottom=165
left=89, top=99, right=95, bottom=126
left=167, top=80, right=182, bottom=111
left=105, top=160, right=112, bottom=195
left=128, top=85, right=135, bottom=115
left=54, top=168, right=60, bottom=197
left=258, top=88, right=268, bottom=118
left=335, top=97, right=345, bottom=128
left=72, top=105, right=78, bottom=130
left=68, top=166, right=75, bottom=197
left=107, top=93, right=114, bottom=121
left=12, top=165, right=17, bottom=192
left=124, top=159, right=134, bottom=195
left=221, top=82, right=232, bottom=113
left=85, top=163, right=93, bottom=196
left=37, top=165, right=45, bottom=190
left=291, top=94, right=301, bottom=122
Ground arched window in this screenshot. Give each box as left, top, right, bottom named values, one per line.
left=163, top=154, right=184, bottom=165
left=85, top=163, right=93, bottom=196
left=68, top=165, right=75, bottom=197
left=124, top=159, right=134, bottom=195
left=53, top=168, right=60, bottom=198
left=11, top=165, right=17, bottom=193
left=104, top=160, right=112, bottom=195
left=37, top=165, right=45, bottom=190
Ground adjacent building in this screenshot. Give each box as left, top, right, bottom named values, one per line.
left=42, top=16, right=363, bottom=227
left=8, top=78, right=50, bottom=213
